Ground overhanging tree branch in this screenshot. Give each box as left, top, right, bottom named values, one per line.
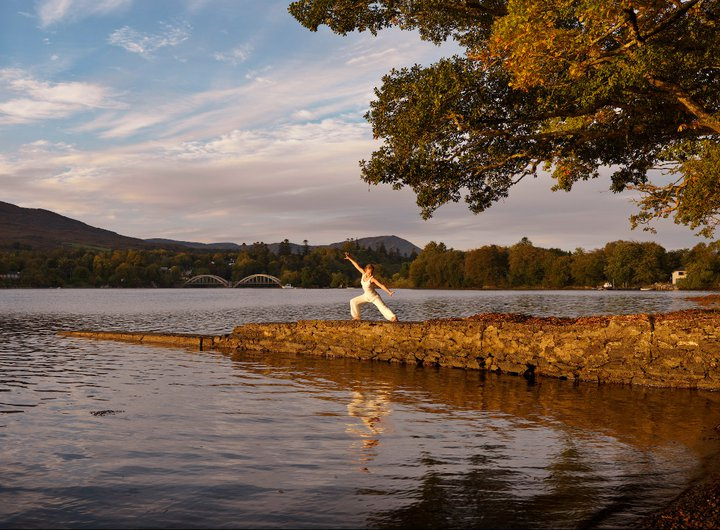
left=643, top=0, right=706, bottom=40
left=645, top=75, right=720, bottom=134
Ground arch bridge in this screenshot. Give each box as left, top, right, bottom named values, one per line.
left=183, top=274, right=230, bottom=288
left=233, top=274, right=283, bottom=288
left=183, top=273, right=282, bottom=288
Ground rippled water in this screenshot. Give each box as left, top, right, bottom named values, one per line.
left=2, top=288, right=719, bottom=529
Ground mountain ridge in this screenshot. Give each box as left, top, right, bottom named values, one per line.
left=0, top=201, right=151, bottom=250
left=147, top=235, right=421, bottom=257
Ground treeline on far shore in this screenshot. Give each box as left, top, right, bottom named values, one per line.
left=0, top=237, right=718, bottom=290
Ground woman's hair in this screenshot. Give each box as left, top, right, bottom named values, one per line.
left=365, top=264, right=374, bottom=273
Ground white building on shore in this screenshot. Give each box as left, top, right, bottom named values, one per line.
left=672, top=270, right=687, bottom=285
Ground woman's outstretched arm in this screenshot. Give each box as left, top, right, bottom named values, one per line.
left=371, top=277, right=394, bottom=297
left=344, top=252, right=365, bottom=274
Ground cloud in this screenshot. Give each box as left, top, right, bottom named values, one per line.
left=108, top=21, right=191, bottom=57
left=163, top=118, right=370, bottom=162
left=55, top=28, right=447, bottom=143
left=345, top=48, right=399, bottom=66
left=19, top=139, right=76, bottom=154
left=0, top=69, right=119, bottom=124
left=213, top=44, right=253, bottom=66
left=0, top=109, right=378, bottom=242
left=68, top=55, right=373, bottom=141
left=77, top=110, right=173, bottom=139
left=36, top=0, right=131, bottom=28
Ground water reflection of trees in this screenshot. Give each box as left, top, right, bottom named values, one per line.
left=367, top=450, right=520, bottom=529
left=367, top=439, right=670, bottom=529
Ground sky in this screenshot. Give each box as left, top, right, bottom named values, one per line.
left=0, top=0, right=712, bottom=252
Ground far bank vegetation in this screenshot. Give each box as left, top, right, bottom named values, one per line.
left=1, top=237, right=718, bottom=290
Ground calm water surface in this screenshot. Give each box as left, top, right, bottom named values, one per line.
left=2, top=288, right=720, bottom=529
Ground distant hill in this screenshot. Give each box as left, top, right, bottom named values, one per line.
left=0, top=201, right=151, bottom=250
left=328, top=235, right=421, bottom=257
left=266, top=241, right=305, bottom=255
left=0, top=200, right=422, bottom=256
left=153, top=235, right=421, bottom=257
left=145, top=238, right=243, bottom=250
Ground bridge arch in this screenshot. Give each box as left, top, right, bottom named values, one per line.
left=183, top=274, right=230, bottom=288
left=233, top=274, right=282, bottom=288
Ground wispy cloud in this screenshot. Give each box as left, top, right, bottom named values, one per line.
left=345, top=48, right=399, bottom=66
left=163, top=118, right=371, bottom=162
left=69, top=51, right=373, bottom=140
left=36, top=0, right=132, bottom=28
left=0, top=69, right=119, bottom=124
left=76, top=110, right=173, bottom=139
left=108, top=21, right=191, bottom=57
left=213, top=44, right=252, bottom=66
left=19, top=139, right=76, bottom=154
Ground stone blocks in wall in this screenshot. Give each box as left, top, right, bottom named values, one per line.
left=61, top=309, right=720, bottom=390
left=224, top=310, right=720, bottom=389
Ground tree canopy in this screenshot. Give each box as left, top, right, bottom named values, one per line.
left=289, top=0, right=720, bottom=236
left=2, top=236, right=717, bottom=289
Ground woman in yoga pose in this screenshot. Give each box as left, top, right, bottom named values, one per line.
left=344, top=252, right=398, bottom=322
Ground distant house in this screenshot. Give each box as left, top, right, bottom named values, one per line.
left=672, top=270, right=687, bottom=285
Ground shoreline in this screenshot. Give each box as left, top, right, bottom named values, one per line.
left=640, top=471, right=720, bottom=528
left=1, top=285, right=717, bottom=291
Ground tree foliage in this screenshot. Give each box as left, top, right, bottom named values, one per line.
left=289, top=0, right=720, bottom=235
left=681, top=241, right=720, bottom=288
left=397, top=237, right=716, bottom=289
left=2, top=237, right=718, bottom=289
left=464, top=244, right=509, bottom=287
left=0, top=242, right=409, bottom=289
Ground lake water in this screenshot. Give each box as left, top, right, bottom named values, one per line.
left=2, top=288, right=720, bottom=529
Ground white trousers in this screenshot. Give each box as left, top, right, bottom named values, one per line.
left=350, top=293, right=396, bottom=321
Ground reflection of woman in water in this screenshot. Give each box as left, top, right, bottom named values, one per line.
left=346, top=388, right=392, bottom=456
left=344, top=252, right=398, bottom=322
